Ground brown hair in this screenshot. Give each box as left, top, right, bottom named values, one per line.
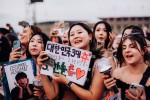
left=30, top=25, right=42, bottom=35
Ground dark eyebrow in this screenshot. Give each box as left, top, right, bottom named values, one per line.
left=37, top=39, right=43, bottom=41
left=70, top=31, right=74, bottom=34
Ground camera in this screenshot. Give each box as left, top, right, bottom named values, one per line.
left=98, top=58, right=119, bottom=94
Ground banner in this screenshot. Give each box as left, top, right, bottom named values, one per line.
left=4, top=59, right=35, bottom=91
left=41, top=41, right=92, bottom=86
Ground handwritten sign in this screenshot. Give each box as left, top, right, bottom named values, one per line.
left=4, top=59, right=35, bottom=91
left=40, top=41, right=92, bottom=86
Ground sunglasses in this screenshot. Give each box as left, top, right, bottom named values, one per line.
left=122, top=32, right=143, bottom=40
left=19, top=21, right=30, bottom=28
left=122, top=32, right=147, bottom=46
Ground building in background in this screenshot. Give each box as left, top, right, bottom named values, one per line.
left=102, top=17, right=150, bottom=34
left=36, top=16, right=150, bottom=35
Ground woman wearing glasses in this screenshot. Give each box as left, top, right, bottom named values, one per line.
left=103, top=31, right=150, bottom=99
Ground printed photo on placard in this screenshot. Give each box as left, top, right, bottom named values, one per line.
left=4, top=59, right=35, bottom=93
left=41, top=41, right=92, bottom=86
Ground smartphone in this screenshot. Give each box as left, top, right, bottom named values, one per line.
left=42, top=55, right=55, bottom=67
left=97, top=40, right=105, bottom=49
left=129, top=83, right=144, bottom=97
left=51, top=28, right=64, bottom=36
left=13, top=40, right=21, bottom=52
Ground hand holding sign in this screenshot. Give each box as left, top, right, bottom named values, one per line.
left=52, top=73, right=69, bottom=85
left=40, top=41, right=92, bottom=86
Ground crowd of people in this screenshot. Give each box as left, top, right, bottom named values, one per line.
left=0, top=20, right=150, bottom=100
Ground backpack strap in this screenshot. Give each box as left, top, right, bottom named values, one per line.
left=139, top=67, right=150, bottom=85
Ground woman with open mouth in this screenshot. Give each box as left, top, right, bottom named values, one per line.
left=37, top=23, right=105, bottom=100
left=103, top=30, right=150, bottom=100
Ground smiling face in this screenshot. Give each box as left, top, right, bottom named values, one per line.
left=122, top=38, right=144, bottom=65
left=94, top=23, right=108, bottom=42
left=19, top=27, right=32, bottom=45
left=29, top=35, right=44, bottom=57
left=62, top=29, right=69, bottom=45
left=69, top=25, right=92, bottom=50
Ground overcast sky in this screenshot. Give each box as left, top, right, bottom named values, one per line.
left=0, top=0, right=150, bottom=32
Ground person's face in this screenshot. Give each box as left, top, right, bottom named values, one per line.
left=94, top=23, right=108, bottom=42
left=123, top=29, right=132, bottom=37
left=122, top=39, right=144, bottom=65
left=29, top=35, right=44, bottom=57
left=20, top=27, right=32, bottom=45
left=17, top=78, right=27, bottom=87
left=50, top=36, right=59, bottom=43
left=62, top=29, right=69, bottom=45
left=69, top=25, right=92, bottom=50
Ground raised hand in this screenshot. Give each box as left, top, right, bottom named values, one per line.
left=37, top=51, right=49, bottom=70
left=14, top=82, right=22, bottom=89
left=107, top=32, right=115, bottom=50
left=9, top=47, right=22, bottom=62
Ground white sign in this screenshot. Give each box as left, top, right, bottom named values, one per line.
left=4, top=59, right=35, bottom=91
left=41, top=41, right=92, bottom=86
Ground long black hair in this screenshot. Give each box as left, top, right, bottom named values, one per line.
left=93, top=21, right=112, bottom=49
left=26, top=32, right=50, bottom=58
left=0, top=36, right=12, bottom=63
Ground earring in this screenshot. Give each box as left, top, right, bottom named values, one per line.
left=89, top=40, right=92, bottom=43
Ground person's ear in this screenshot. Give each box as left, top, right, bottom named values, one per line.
left=89, top=33, right=92, bottom=41
left=141, top=46, right=148, bottom=56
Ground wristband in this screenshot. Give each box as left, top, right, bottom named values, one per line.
left=66, top=81, right=73, bottom=89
